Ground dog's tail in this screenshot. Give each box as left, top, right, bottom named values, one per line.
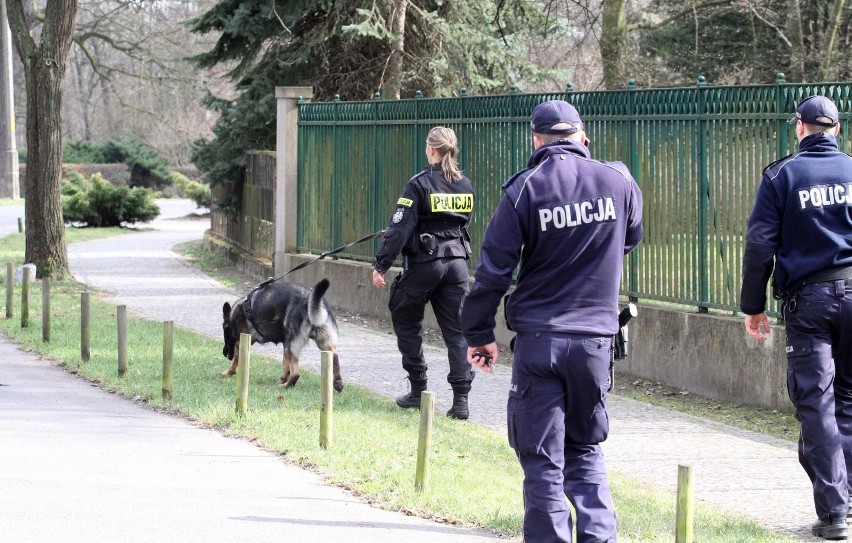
left=308, top=278, right=332, bottom=325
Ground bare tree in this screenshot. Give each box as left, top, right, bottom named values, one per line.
left=818, top=0, right=846, bottom=80
left=61, top=1, right=219, bottom=164
left=6, top=0, right=76, bottom=278
left=786, top=0, right=805, bottom=81
left=383, top=0, right=409, bottom=100
left=600, top=0, right=628, bottom=90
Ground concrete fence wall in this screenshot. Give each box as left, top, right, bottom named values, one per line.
left=260, top=251, right=792, bottom=413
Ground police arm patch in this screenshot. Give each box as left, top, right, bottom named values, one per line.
left=392, top=208, right=405, bottom=223
left=397, top=197, right=413, bottom=207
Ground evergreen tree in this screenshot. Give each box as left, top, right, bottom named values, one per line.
left=186, top=0, right=563, bottom=189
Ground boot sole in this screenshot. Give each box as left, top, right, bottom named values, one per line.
left=812, top=525, right=848, bottom=540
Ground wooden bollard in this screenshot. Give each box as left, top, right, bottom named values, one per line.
left=20, top=267, right=28, bottom=328
left=17, top=217, right=22, bottom=233
left=81, top=292, right=90, bottom=362
left=235, top=332, right=251, bottom=416
left=162, top=321, right=174, bottom=400
left=42, top=277, right=50, bottom=342
left=117, top=305, right=127, bottom=377
left=675, top=464, right=694, bottom=543
left=319, top=351, right=334, bottom=449
left=5, top=262, right=12, bottom=319
left=414, top=391, right=436, bottom=493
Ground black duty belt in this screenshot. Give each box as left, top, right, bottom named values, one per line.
left=802, top=265, right=852, bottom=285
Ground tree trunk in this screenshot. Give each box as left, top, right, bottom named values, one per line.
left=786, top=0, right=805, bottom=81
left=5, top=0, right=77, bottom=278
left=383, top=0, right=408, bottom=100
left=819, top=0, right=846, bottom=81
left=601, top=0, right=628, bottom=90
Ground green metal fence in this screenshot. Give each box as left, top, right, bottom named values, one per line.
left=297, top=75, right=852, bottom=315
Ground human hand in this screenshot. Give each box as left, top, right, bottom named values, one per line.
left=467, top=344, right=498, bottom=373
left=372, top=270, right=386, bottom=288
left=744, top=313, right=771, bottom=341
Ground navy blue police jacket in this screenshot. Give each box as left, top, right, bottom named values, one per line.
left=740, top=133, right=852, bottom=315
left=374, top=164, right=474, bottom=273
left=461, top=140, right=643, bottom=346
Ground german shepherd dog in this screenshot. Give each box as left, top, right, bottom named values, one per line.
left=221, top=278, right=343, bottom=392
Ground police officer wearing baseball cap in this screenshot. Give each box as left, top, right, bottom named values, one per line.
left=462, top=100, right=643, bottom=542
left=741, top=94, right=852, bottom=540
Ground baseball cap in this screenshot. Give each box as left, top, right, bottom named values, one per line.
left=788, top=95, right=839, bottom=127
left=530, top=100, right=584, bottom=135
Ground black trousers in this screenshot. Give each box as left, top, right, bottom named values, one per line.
left=388, top=257, right=473, bottom=392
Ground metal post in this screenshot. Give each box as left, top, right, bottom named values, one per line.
left=696, top=75, right=709, bottom=313
left=0, top=3, right=19, bottom=200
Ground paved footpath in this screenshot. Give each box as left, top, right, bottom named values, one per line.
left=0, top=201, right=501, bottom=543
left=14, top=200, right=825, bottom=540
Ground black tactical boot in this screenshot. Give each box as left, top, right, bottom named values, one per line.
left=395, top=374, right=427, bottom=409
left=446, top=393, right=469, bottom=420
left=812, top=516, right=848, bottom=540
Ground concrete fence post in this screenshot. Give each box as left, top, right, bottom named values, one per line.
left=273, top=86, right=313, bottom=274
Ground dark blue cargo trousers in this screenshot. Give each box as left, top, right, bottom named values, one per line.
left=784, top=280, right=852, bottom=520
left=508, top=331, right=616, bottom=543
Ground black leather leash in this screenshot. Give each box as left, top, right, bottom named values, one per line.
left=241, top=229, right=386, bottom=332
left=256, top=229, right=387, bottom=290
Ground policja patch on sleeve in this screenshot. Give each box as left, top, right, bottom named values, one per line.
left=397, top=198, right=413, bottom=207
left=392, top=207, right=405, bottom=223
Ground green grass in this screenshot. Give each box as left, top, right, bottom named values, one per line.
left=0, top=229, right=798, bottom=542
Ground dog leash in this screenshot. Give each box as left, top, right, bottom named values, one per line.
left=255, top=229, right=387, bottom=290
left=241, top=229, right=386, bottom=333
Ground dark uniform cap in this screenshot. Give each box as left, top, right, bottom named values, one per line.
left=788, top=95, right=839, bottom=127
left=530, top=100, right=584, bottom=135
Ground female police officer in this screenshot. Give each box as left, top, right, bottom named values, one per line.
left=372, top=126, right=475, bottom=420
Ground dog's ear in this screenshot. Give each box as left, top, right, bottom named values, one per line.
left=223, top=302, right=231, bottom=320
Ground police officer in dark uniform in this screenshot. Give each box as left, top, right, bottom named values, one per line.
left=462, top=100, right=643, bottom=543
left=373, top=126, right=475, bottom=420
left=741, top=95, right=852, bottom=541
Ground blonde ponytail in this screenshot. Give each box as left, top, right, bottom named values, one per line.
left=426, top=126, right=462, bottom=182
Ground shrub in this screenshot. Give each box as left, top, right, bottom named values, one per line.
left=169, top=171, right=211, bottom=209
left=63, top=141, right=106, bottom=164
left=61, top=172, right=160, bottom=227
left=62, top=138, right=172, bottom=189
left=101, top=139, right=171, bottom=189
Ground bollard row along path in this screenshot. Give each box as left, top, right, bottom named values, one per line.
left=17, top=202, right=826, bottom=540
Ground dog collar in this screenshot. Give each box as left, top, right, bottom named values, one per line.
left=243, top=290, right=264, bottom=342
